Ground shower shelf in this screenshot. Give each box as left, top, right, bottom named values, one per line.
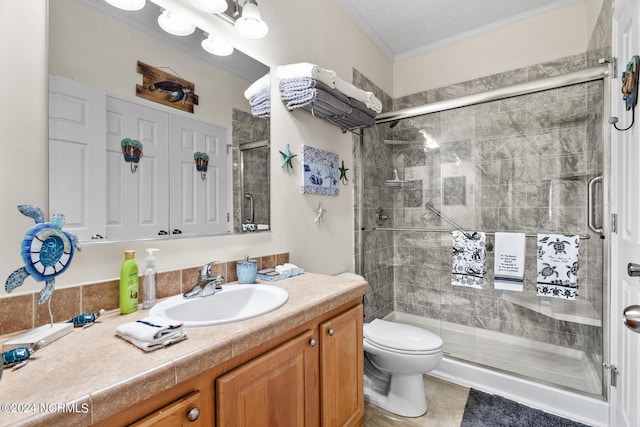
left=502, top=294, right=601, bottom=326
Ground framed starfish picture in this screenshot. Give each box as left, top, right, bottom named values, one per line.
left=301, top=145, right=339, bottom=196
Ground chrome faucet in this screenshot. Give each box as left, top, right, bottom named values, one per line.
left=183, top=261, right=225, bottom=299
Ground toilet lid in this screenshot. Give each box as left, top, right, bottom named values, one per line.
left=364, top=319, right=443, bottom=353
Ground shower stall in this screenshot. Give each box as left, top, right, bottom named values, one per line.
left=355, top=59, right=611, bottom=409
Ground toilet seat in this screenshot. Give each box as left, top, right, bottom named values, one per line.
left=364, top=319, right=443, bottom=355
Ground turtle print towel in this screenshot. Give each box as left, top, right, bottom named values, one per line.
left=452, top=231, right=487, bottom=289
left=536, top=234, right=579, bottom=300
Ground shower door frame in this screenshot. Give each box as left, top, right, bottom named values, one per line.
left=357, top=64, right=613, bottom=400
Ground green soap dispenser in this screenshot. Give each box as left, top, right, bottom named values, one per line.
left=119, top=250, right=139, bottom=314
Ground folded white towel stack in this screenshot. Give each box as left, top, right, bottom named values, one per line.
left=536, top=234, right=579, bottom=300
left=335, top=77, right=382, bottom=113
left=451, top=231, right=487, bottom=289
left=493, top=232, right=526, bottom=291
left=244, top=73, right=270, bottom=100
left=116, top=316, right=187, bottom=352
left=276, top=62, right=337, bottom=88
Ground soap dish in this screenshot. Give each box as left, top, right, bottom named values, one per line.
left=257, top=268, right=304, bottom=282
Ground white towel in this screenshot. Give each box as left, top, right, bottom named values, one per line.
left=334, top=77, right=382, bottom=113
left=451, top=231, right=487, bottom=289
left=116, top=316, right=187, bottom=352
left=276, top=63, right=337, bottom=88
left=244, top=73, right=270, bottom=100
left=536, top=234, right=579, bottom=300
left=493, top=232, right=525, bottom=291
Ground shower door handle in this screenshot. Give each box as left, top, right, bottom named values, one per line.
left=587, top=175, right=603, bottom=234
left=628, top=263, right=640, bottom=277
left=623, top=305, right=640, bottom=333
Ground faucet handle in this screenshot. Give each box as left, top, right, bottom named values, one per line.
left=199, top=261, right=218, bottom=279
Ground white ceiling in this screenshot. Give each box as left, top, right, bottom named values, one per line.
left=334, top=0, right=585, bottom=61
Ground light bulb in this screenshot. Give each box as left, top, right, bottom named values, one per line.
left=157, top=10, right=196, bottom=36
left=189, top=0, right=228, bottom=14
left=201, top=35, right=234, bottom=56
left=104, top=0, right=145, bottom=11
left=235, top=2, right=268, bottom=39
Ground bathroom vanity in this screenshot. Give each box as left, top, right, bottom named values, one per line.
left=0, top=273, right=367, bottom=426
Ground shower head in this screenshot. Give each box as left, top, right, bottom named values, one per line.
left=389, top=119, right=400, bottom=129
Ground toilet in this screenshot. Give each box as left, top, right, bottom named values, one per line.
left=335, top=273, right=444, bottom=417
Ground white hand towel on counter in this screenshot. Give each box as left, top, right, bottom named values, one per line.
left=116, top=316, right=188, bottom=352
left=451, top=231, right=487, bottom=289
left=536, top=234, right=580, bottom=300
left=493, top=232, right=526, bottom=291
left=334, top=77, right=382, bottom=113
left=276, top=63, right=337, bottom=88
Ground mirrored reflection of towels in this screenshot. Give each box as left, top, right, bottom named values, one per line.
left=493, top=232, right=525, bottom=291
left=536, top=234, right=579, bottom=300
left=452, top=231, right=487, bottom=289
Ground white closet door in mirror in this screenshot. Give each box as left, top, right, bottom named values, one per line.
left=49, top=75, right=106, bottom=241
left=169, top=115, right=230, bottom=237
left=105, top=97, right=170, bottom=240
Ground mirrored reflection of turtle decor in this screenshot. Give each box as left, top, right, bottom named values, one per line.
left=121, top=138, right=143, bottom=173
left=136, top=61, right=199, bottom=113
left=194, top=152, right=209, bottom=180
left=5, top=205, right=80, bottom=306
left=149, top=81, right=192, bottom=104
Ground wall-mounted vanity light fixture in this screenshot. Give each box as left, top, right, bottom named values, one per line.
left=201, top=33, right=234, bottom=56
left=104, top=0, right=145, bottom=11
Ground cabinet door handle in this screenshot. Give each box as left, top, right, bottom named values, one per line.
left=328, top=329, right=335, bottom=336
left=309, top=338, right=317, bottom=347
left=187, top=407, right=200, bottom=422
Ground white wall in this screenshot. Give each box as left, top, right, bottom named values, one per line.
left=0, top=0, right=598, bottom=297
left=0, top=0, right=392, bottom=296
left=393, top=2, right=591, bottom=96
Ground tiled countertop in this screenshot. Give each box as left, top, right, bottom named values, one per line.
left=0, top=273, right=367, bottom=426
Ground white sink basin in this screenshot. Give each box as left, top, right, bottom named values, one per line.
left=149, top=285, right=289, bottom=327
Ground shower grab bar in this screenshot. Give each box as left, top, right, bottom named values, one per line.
left=588, top=175, right=603, bottom=234
left=425, top=202, right=465, bottom=232
left=369, top=227, right=591, bottom=240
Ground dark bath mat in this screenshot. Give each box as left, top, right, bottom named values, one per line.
left=460, top=388, right=591, bottom=427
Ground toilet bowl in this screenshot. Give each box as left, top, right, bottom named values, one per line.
left=363, top=319, right=443, bottom=417
left=335, top=273, right=444, bottom=417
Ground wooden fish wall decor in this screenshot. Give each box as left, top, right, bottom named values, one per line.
left=136, top=61, right=199, bottom=113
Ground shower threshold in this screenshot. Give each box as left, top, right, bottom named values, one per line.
left=385, top=311, right=602, bottom=396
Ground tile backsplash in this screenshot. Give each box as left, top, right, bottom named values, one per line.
left=0, top=252, right=288, bottom=336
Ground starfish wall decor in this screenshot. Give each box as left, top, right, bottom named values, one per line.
left=339, top=160, right=349, bottom=185
left=279, top=144, right=297, bottom=172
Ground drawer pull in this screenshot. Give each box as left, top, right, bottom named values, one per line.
left=328, top=329, right=335, bottom=336
left=309, top=338, right=317, bottom=347
left=187, top=407, right=200, bottom=422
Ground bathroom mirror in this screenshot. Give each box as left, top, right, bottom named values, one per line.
left=49, top=0, right=271, bottom=242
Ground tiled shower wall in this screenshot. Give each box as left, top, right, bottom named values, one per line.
left=232, top=109, right=270, bottom=233
left=353, top=0, right=611, bottom=361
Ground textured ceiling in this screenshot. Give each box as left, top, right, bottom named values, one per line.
left=334, top=0, right=584, bottom=60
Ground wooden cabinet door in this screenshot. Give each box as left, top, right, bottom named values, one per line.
left=319, top=304, right=364, bottom=427
left=130, top=390, right=205, bottom=427
left=216, top=330, right=319, bottom=427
